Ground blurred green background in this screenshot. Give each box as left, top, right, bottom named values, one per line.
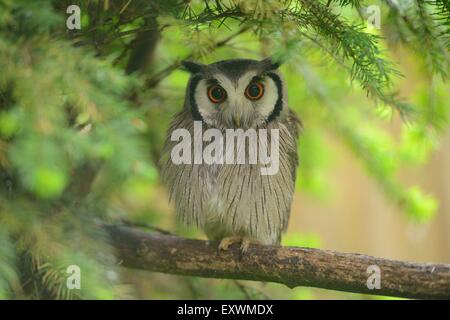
left=0, top=0, right=448, bottom=299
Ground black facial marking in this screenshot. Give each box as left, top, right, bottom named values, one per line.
left=189, top=75, right=204, bottom=121
left=267, top=72, right=283, bottom=122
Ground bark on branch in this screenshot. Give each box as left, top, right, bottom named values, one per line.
left=105, top=225, right=450, bottom=299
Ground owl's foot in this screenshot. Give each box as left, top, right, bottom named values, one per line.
left=217, top=236, right=243, bottom=254
left=217, top=236, right=257, bottom=257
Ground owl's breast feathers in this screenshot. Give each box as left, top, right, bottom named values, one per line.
left=161, top=110, right=301, bottom=245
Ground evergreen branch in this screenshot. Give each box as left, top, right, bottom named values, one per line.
left=294, top=1, right=399, bottom=90
left=105, top=225, right=450, bottom=300
left=428, top=0, right=450, bottom=23
left=327, top=0, right=362, bottom=6
left=384, top=0, right=449, bottom=78
left=144, top=25, right=250, bottom=89
left=179, top=0, right=409, bottom=114
left=297, top=31, right=414, bottom=117
left=0, top=227, right=20, bottom=298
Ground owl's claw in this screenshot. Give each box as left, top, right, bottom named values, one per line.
left=239, top=238, right=251, bottom=255
left=217, top=236, right=242, bottom=254
left=217, top=236, right=256, bottom=258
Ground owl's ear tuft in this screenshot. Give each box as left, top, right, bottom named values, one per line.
left=260, top=57, right=281, bottom=71
left=181, top=60, right=205, bottom=74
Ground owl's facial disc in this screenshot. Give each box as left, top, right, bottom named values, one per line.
left=192, top=71, right=281, bottom=129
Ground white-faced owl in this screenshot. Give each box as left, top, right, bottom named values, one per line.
left=160, top=58, right=301, bottom=253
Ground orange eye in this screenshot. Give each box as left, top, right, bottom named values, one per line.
left=245, top=82, right=264, bottom=100
left=207, top=85, right=227, bottom=103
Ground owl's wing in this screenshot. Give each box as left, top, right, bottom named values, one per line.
left=286, top=109, right=303, bottom=140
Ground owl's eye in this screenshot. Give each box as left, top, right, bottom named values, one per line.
left=245, top=82, right=265, bottom=100
left=207, top=85, right=227, bottom=103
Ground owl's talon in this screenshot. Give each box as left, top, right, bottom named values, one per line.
left=240, top=238, right=251, bottom=255
left=217, top=236, right=243, bottom=254
left=217, top=236, right=257, bottom=259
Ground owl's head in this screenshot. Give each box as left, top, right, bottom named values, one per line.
left=181, top=58, right=287, bottom=129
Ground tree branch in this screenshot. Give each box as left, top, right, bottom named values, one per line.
left=144, top=26, right=250, bottom=89
left=105, top=225, right=450, bottom=300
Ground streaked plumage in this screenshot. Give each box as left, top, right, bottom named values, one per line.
left=160, top=58, right=301, bottom=249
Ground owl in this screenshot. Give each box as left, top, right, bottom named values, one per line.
left=160, top=58, right=301, bottom=254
